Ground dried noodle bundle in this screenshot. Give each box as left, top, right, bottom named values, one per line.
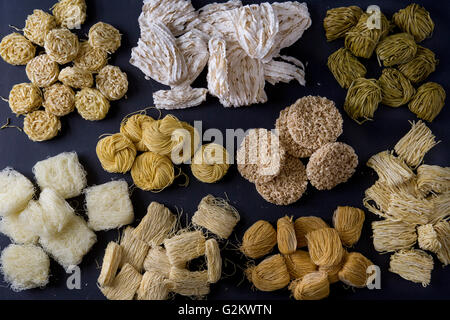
left=263, top=58, right=306, bottom=86
left=137, top=271, right=169, bottom=300
left=75, top=88, right=110, bottom=121
left=153, top=86, right=207, bottom=110
left=8, top=83, right=42, bottom=115
left=88, top=22, right=121, bottom=54
left=24, top=110, right=61, bottom=142
left=289, top=271, right=329, bottom=300
left=44, top=28, right=79, bottom=64
left=246, top=254, right=290, bottom=292
left=284, top=250, right=317, bottom=280
left=119, top=227, right=150, bottom=272
left=98, top=242, right=122, bottom=287
left=277, top=216, right=297, bottom=255
left=378, top=68, right=415, bottom=107
left=191, top=144, right=230, bottom=183
left=120, top=114, right=154, bottom=152
left=96, top=133, right=137, bottom=174
left=327, top=47, right=366, bottom=89
left=144, top=246, right=171, bottom=278
left=24, top=10, right=57, bottom=46
left=164, top=230, right=206, bottom=268
left=131, top=152, right=175, bottom=191
left=408, top=82, right=446, bottom=122
left=389, top=249, right=433, bottom=287
left=417, top=224, right=441, bottom=253
left=344, top=78, right=382, bottom=123
left=26, top=54, right=59, bottom=88
left=376, top=33, right=417, bottom=67
left=240, top=220, right=277, bottom=259
left=73, top=41, right=108, bottom=73
left=333, top=206, right=365, bottom=247
left=338, top=252, right=373, bottom=288
left=100, top=263, right=142, bottom=300
left=323, top=6, right=363, bottom=41
left=372, top=220, right=417, bottom=253
left=386, top=191, right=432, bottom=225
left=392, top=3, right=434, bottom=42
left=306, top=228, right=345, bottom=267
left=52, top=0, right=87, bottom=29
left=95, top=65, right=128, bottom=101
left=366, top=151, right=414, bottom=186
left=168, top=268, right=210, bottom=297
left=58, top=66, right=93, bottom=89
left=294, top=216, right=328, bottom=248
left=434, top=221, right=450, bottom=266
left=205, top=239, right=222, bottom=284
left=43, top=83, right=75, bottom=116
left=319, top=263, right=342, bottom=284
left=0, top=33, right=36, bottom=66
left=398, top=46, right=437, bottom=83
left=417, top=164, right=450, bottom=195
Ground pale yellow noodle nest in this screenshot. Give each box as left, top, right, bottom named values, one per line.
left=73, top=41, right=108, bottom=73
left=131, top=152, right=175, bottom=191
left=191, top=143, right=230, bottom=183
left=26, top=54, right=60, bottom=88
left=120, top=114, right=155, bottom=152
left=43, top=83, right=75, bottom=116
left=44, top=28, right=79, bottom=64
left=52, top=0, right=87, bottom=29
left=24, top=9, right=57, bottom=46
left=88, top=22, right=121, bottom=54
left=75, top=88, right=110, bottom=121
left=0, top=33, right=36, bottom=66
left=96, top=133, right=137, bottom=174
left=8, top=83, right=42, bottom=115
left=96, top=65, right=128, bottom=100
left=58, top=66, right=93, bottom=89
left=23, top=110, right=61, bottom=142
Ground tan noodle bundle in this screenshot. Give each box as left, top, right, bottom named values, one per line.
left=344, top=78, right=382, bottom=123
left=241, top=220, right=277, bottom=259
left=417, top=164, right=450, bottom=194
left=333, top=206, right=365, bottom=247
left=44, top=28, right=79, bottom=64
left=98, top=242, right=122, bottom=287
left=96, top=133, right=137, bottom=174
left=167, top=268, right=210, bottom=297
left=43, top=83, right=75, bottom=116
left=277, top=216, right=297, bottom=255
left=430, top=193, right=450, bottom=224
left=52, top=0, right=87, bottom=29
left=284, top=250, right=317, bottom=280
left=398, top=46, right=437, bottom=83
left=192, top=194, right=240, bottom=239
left=89, top=22, right=121, bottom=54
left=246, top=254, right=290, bottom=292
left=289, top=271, right=330, bottom=300
left=26, top=54, right=59, bottom=88
left=73, top=41, right=108, bottom=73
left=164, top=230, right=206, bottom=268
left=75, top=88, right=110, bottom=121
left=372, top=220, right=417, bottom=253
left=363, top=180, right=392, bottom=218
left=408, top=82, right=446, bottom=122
left=58, top=66, right=93, bottom=89
left=366, top=151, right=414, bottom=186
left=100, top=263, right=142, bottom=300
left=130, top=152, right=175, bottom=191
left=417, top=224, right=441, bottom=253
left=191, top=144, right=230, bottom=183
left=141, top=114, right=184, bottom=156
left=327, top=47, right=367, bottom=89
left=323, top=6, right=363, bottom=41
left=338, top=252, right=373, bottom=288
left=120, top=114, right=154, bottom=152
left=205, top=239, right=222, bottom=284
left=24, top=10, right=57, bottom=46
left=378, top=68, right=415, bottom=107
left=392, top=3, right=434, bottom=42
left=306, top=228, right=345, bottom=267
left=389, top=249, right=433, bottom=287
left=0, top=33, right=36, bottom=65
left=386, top=190, right=432, bottom=225
left=434, top=221, right=450, bottom=266
left=294, top=216, right=328, bottom=248
left=119, top=227, right=150, bottom=272
left=143, top=246, right=171, bottom=278
left=96, top=65, right=128, bottom=101
left=137, top=271, right=169, bottom=300
left=23, top=110, right=61, bottom=142
left=319, top=263, right=342, bottom=284
left=8, top=83, right=42, bottom=115
left=376, top=33, right=417, bottom=67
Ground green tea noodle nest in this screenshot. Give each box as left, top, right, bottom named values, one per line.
left=327, top=47, right=366, bottom=89
left=8, top=83, right=42, bottom=115
left=323, top=6, right=363, bottom=41
left=376, top=33, right=417, bottom=67
left=378, top=68, right=416, bottom=108
left=73, top=41, right=108, bottom=73
left=398, top=46, right=437, bottom=84
left=26, top=54, right=60, bottom=88
left=23, top=110, right=61, bottom=142
left=24, top=9, right=57, bottom=46
left=392, top=3, right=434, bottom=42
left=44, top=28, right=80, bottom=64
left=96, top=65, right=128, bottom=101
left=408, top=82, right=446, bottom=122
left=0, top=33, right=36, bottom=66
left=344, top=78, right=382, bottom=123
left=43, top=83, right=75, bottom=116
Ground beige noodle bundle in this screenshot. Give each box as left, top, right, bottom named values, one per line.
left=372, top=220, right=417, bottom=253
left=327, top=47, right=367, bottom=89
left=367, top=151, right=414, bottom=186
left=338, top=252, right=373, bottom=288
left=192, top=194, right=240, bottom=239
left=88, top=22, right=121, bottom=54
left=141, top=114, right=184, bottom=156
left=23, top=110, right=61, bottom=142
left=120, top=114, right=155, bottom=152
left=306, top=228, right=345, bottom=267
left=240, top=220, right=277, bottom=259
left=398, top=46, right=437, bottom=83
left=164, top=230, right=206, bottom=268
left=284, top=250, right=317, bottom=280
left=26, top=54, right=59, bottom=88
left=167, top=268, right=210, bottom=297
left=143, top=246, right=171, bottom=278
left=417, top=164, right=450, bottom=195
left=289, top=271, right=330, bottom=300
left=96, top=65, right=128, bottom=101
left=100, top=263, right=142, bottom=300
left=277, top=216, right=297, bottom=255
left=58, top=66, right=93, bottom=89
left=119, top=227, right=150, bottom=272
left=294, top=216, right=329, bottom=248
left=319, top=262, right=342, bottom=284
left=392, top=3, right=434, bottom=42
left=43, top=83, right=75, bottom=116
left=344, top=78, right=382, bottom=123
left=205, top=239, right=222, bottom=284
left=417, top=224, right=441, bottom=253
left=0, top=33, right=36, bottom=66
left=130, top=152, right=175, bottom=191
left=378, top=68, right=415, bottom=107
left=323, top=6, right=363, bottom=41
left=52, top=0, right=87, bottom=29
left=137, top=271, right=169, bottom=300
left=75, top=88, right=110, bottom=121
left=408, top=82, right=446, bottom=122
left=44, top=28, right=79, bottom=64
left=394, top=121, right=438, bottom=169
left=332, top=206, right=365, bottom=247
left=246, top=254, right=290, bottom=292
left=434, top=221, right=450, bottom=266
left=73, top=41, right=108, bottom=73
left=191, top=143, right=230, bottom=183
left=96, top=133, right=137, bottom=173
left=98, top=242, right=122, bottom=287
left=24, top=9, right=57, bottom=46
left=389, top=249, right=434, bottom=287
left=363, top=180, right=392, bottom=218
left=430, top=193, right=450, bottom=224
left=376, top=33, right=417, bottom=67
left=386, top=190, right=432, bottom=225
left=8, top=83, right=42, bottom=115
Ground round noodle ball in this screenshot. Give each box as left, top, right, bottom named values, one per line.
left=88, top=22, right=121, bottom=53
left=307, top=142, right=358, bottom=190
left=43, top=83, right=75, bottom=116
left=26, top=54, right=59, bottom=88
left=58, top=66, right=93, bottom=89
left=44, top=28, right=79, bottom=64
left=73, top=41, right=107, bottom=72
left=0, top=33, right=36, bottom=66
left=96, top=133, right=137, bottom=173
left=23, top=110, right=61, bottom=142
left=8, top=83, right=42, bottom=115
left=75, top=88, right=110, bottom=121
left=24, top=9, right=57, bottom=46
left=191, top=143, right=230, bottom=183
left=52, top=0, right=87, bottom=29
left=131, top=152, right=175, bottom=191
left=96, top=65, right=128, bottom=100
left=120, top=114, right=155, bottom=152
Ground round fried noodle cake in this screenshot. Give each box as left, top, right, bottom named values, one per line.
left=255, top=155, right=308, bottom=206
left=276, top=106, right=315, bottom=158
left=306, top=142, right=358, bottom=191
left=237, top=128, right=286, bottom=183
left=287, top=96, right=343, bottom=150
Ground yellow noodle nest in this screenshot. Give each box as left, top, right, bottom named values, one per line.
left=8, top=83, right=42, bottom=115
left=191, top=143, right=230, bottom=183
left=96, top=65, right=128, bottom=100
left=52, top=0, right=87, bottom=29
left=44, top=28, right=80, bottom=64
left=73, top=41, right=108, bottom=73
left=408, top=82, right=446, bottom=122
left=88, top=22, right=121, bottom=54
left=96, top=133, right=137, bottom=174
left=75, top=88, right=110, bottom=121
left=0, top=33, right=36, bottom=66
left=43, top=83, right=75, bottom=116
left=24, top=9, right=57, bottom=46
left=58, top=66, right=93, bottom=89
left=23, top=110, right=61, bottom=142
left=26, top=54, right=60, bottom=88
left=120, top=114, right=154, bottom=152
left=131, top=152, right=175, bottom=191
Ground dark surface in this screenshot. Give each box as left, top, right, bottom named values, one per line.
left=0, top=0, right=448, bottom=300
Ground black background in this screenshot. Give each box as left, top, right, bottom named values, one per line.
left=0, top=0, right=448, bottom=300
